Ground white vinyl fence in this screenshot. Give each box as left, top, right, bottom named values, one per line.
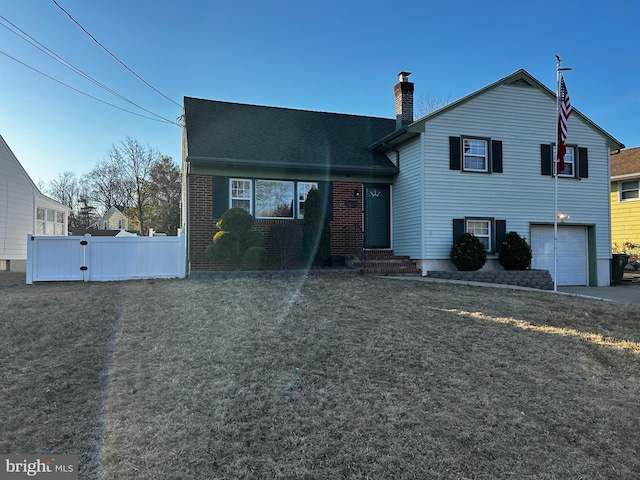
left=26, top=234, right=186, bottom=284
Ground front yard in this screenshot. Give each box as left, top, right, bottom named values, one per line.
left=1, top=272, right=639, bottom=479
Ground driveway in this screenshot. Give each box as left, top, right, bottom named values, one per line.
left=559, top=277, right=640, bottom=305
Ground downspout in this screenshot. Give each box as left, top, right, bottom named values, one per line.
left=420, top=131, right=426, bottom=275
left=184, top=162, right=190, bottom=277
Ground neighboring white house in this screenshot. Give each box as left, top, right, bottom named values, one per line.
left=0, top=135, right=70, bottom=272
left=374, top=69, right=624, bottom=286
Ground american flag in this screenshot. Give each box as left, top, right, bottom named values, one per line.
left=557, top=75, right=573, bottom=173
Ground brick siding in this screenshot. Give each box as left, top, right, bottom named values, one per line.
left=188, top=176, right=367, bottom=271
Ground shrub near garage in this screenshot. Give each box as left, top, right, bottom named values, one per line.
left=450, top=232, right=487, bottom=271
left=499, top=231, right=532, bottom=270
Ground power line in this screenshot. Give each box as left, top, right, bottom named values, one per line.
left=0, top=15, right=177, bottom=125
left=52, top=0, right=182, bottom=108
left=0, top=49, right=177, bottom=125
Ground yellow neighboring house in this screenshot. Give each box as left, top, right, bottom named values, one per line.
left=99, top=206, right=131, bottom=231
left=611, top=147, right=640, bottom=251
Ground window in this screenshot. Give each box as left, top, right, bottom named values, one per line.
left=103, top=221, right=108, bottom=230
left=36, top=208, right=65, bottom=235
left=255, top=180, right=294, bottom=218
left=118, top=218, right=124, bottom=229
left=466, top=219, right=491, bottom=251
left=463, top=138, right=488, bottom=172
left=219, top=178, right=329, bottom=220
left=620, top=180, right=639, bottom=201
left=553, top=145, right=575, bottom=177
left=541, top=144, right=587, bottom=178
left=297, top=182, right=318, bottom=218
left=230, top=179, right=252, bottom=213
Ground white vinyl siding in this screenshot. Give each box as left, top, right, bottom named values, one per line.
left=390, top=83, right=611, bottom=277
left=0, top=136, right=69, bottom=262
left=390, top=138, right=423, bottom=258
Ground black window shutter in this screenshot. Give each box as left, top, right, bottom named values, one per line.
left=453, top=218, right=465, bottom=243
left=318, top=181, right=333, bottom=221
left=212, top=176, right=229, bottom=218
left=540, top=144, right=552, bottom=176
left=578, top=147, right=589, bottom=179
left=495, top=220, right=506, bottom=253
left=491, top=140, right=503, bottom=173
left=449, top=136, right=461, bottom=170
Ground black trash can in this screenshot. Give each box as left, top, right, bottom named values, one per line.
left=610, top=254, right=629, bottom=285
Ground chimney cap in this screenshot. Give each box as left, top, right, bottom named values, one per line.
left=398, top=71, right=412, bottom=82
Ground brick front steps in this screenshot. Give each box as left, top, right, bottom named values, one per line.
left=427, top=269, right=554, bottom=290
left=352, top=249, right=420, bottom=275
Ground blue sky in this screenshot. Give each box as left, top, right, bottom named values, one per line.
left=1, top=0, right=638, bottom=186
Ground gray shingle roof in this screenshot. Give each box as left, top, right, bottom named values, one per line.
left=183, top=97, right=398, bottom=175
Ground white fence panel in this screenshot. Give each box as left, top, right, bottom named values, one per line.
left=26, top=234, right=185, bottom=284
left=26, top=235, right=85, bottom=283
left=85, top=236, right=186, bottom=281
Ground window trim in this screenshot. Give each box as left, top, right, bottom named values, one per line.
left=229, top=178, right=253, bottom=214
left=255, top=179, right=295, bottom=219
left=620, top=179, right=640, bottom=202
left=462, top=137, right=489, bottom=173
left=227, top=179, right=322, bottom=220
left=296, top=182, right=318, bottom=219
left=37, top=207, right=65, bottom=235
left=553, top=144, right=576, bottom=178
left=465, top=217, right=493, bottom=252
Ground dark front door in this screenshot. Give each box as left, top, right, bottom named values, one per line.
left=364, top=184, right=390, bottom=248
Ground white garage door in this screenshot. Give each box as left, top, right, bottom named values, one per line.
left=531, top=226, right=588, bottom=286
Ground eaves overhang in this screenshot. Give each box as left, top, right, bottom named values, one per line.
left=186, top=156, right=399, bottom=175
left=611, top=173, right=640, bottom=181
left=369, top=126, right=421, bottom=151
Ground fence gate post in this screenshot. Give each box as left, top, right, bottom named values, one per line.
left=81, top=234, right=90, bottom=282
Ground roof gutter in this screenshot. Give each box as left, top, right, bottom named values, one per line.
left=185, top=156, right=399, bottom=175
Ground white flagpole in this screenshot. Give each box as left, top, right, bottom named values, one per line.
left=554, top=55, right=572, bottom=292
left=554, top=57, right=561, bottom=292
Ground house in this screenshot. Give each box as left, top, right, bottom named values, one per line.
left=610, top=147, right=640, bottom=251
left=98, top=206, right=131, bottom=231
left=0, top=134, right=70, bottom=272
left=181, top=69, right=624, bottom=286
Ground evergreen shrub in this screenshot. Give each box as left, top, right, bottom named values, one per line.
left=498, top=231, right=532, bottom=270
left=206, top=208, right=267, bottom=269
left=450, top=232, right=487, bottom=271
left=302, top=188, right=331, bottom=266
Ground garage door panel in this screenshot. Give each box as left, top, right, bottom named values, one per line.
left=531, top=226, right=588, bottom=286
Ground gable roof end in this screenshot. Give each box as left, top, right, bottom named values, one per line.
left=371, top=69, right=624, bottom=151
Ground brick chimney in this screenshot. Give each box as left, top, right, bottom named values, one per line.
left=394, top=71, right=414, bottom=129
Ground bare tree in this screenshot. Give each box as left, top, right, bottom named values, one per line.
left=415, top=91, right=453, bottom=118
left=84, top=160, right=133, bottom=215
left=46, top=171, right=85, bottom=227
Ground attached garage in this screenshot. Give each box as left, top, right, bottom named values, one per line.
left=531, top=225, right=588, bottom=286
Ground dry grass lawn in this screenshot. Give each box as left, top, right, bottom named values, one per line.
left=1, top=271, right=640, bottom=479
